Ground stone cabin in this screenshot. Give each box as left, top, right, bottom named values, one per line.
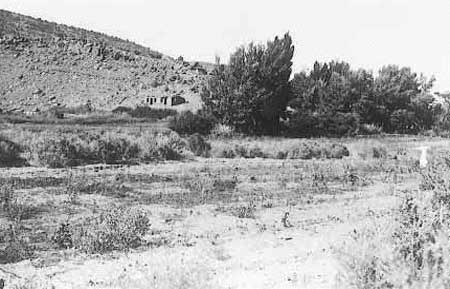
left=145, top=95, right=186, bottom=107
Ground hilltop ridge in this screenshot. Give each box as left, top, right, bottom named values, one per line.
left=0, top=9, right=211, bottom=113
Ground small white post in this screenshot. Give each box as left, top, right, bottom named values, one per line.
left=415, top=146, right=429, bottom=168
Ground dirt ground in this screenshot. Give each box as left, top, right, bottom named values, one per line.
left=0, top=138, right=442, bottom=289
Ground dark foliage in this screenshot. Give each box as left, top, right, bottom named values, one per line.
left=127, top=106, right=177, bottom=119
left=0, top=135, right=25, bottom=167
left=288, top=61, right=437, bottom=136
left=202, top=33, right=294, bottom=135
left=187, top=133, right=211, bottom=157
left=169, top=111, right=215, bottom=135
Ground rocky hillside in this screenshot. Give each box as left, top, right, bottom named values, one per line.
left=0, top=9, right=212, bottom=113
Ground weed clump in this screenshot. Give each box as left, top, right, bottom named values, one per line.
left=138, top=131, right=186, bottom=161
left=0, top=224, right=34, bottom=264
left=280, top=142, right=349, bottom=160
left=53, top=206, right=150, bottom=253
left=187, top=133, right=211, bottom=157
left=169, top=111, right=215, bottom=135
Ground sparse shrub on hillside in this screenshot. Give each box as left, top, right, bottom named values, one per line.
left=187, top=133, right=211, bottom=157
left=0, top=135, right=24, bottom=167
left=169, top=111, right=215, bottom=135
left=52, top=206, right=150, bottom=253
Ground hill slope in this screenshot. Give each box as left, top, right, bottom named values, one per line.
left=0, top=9, right=211, bottom=113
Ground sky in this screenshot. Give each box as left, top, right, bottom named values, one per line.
left=1, top=0, right=449, bottom=92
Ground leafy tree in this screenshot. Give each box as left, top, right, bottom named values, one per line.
left=288, top=61, right=370, bottom=136
left=371, top=65, right=435, bottom=132
left=201, top=33, right=294, bottom=135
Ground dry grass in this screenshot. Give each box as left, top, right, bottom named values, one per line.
left=0, top=132, right=448, bottom=288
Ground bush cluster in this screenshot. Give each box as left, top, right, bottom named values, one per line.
left=187, top=133, right=211, bottom=157
left=169, top=111, right=215, bottom=135
left=15, top=130, right=187, bottom=168
left=216, top=144, right=267, bottom=159
left=52, top=206, right=150, bottom=253
left=24, top=131, right=141, bottom=167
left=278, top=142, right=350, bottom=160
left=138, top=131, right=186, bottom=161
left=127, top=106, right=177, bottom=119
left=0, top=135, right=24, bottom=167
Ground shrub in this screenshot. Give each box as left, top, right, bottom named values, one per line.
left=112, top=106, right=133, bottom=114
left=0, top=227, right=33, bottom=264
left=187, top=133, right=211, bottom=157
left=53, top=206, right=150, bottom=253
left=236, top=202, right=256, bottom=219
left=0, top=135, right=24, bottom=167
left=285, top=142, right=349, bottom=160
left=210, top=124, right=236, bottom=138
left=93, top=133, right=140, bottom=164
left=128, top=106, right=177, bottom=119
left=1, top=185, right=40, bottom=221
left=287, top=112, right=360, bottom=137
left=326, top=143, right=350, bottom=159
left=372, top=145, right=388, bottom=159
left=358, top=123, right=383, bottom=135
left=233, top=145, right=248, bottom=158
left=0, top=221, right=34, bottom=264
left=286, top=143, right=315, bottom=159
left=169, top=111, right=215, bottom=135
left=218, top=147, right=236, bottom=158
left=24, top=131, right=90, bottom=168
left=248, top=146, right=266, bottom=158
left=138, top=131, right=186, bottom=161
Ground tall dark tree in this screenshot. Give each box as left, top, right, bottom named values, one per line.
left=201, top=33, right=294, bottom=135
left=288, top=61, right=371, bottom=136
left=371, top=65, right=435, bottom=132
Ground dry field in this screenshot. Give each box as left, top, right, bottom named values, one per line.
left=1, top=132, right=449, bottom=289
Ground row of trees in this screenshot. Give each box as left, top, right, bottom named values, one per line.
left=201, top=33, right=444, bottom=136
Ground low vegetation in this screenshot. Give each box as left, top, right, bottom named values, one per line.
left=52, top=206, right=150, bottom=253
left=169, top=111, right=215, bottom=135
left=0, top=134, right=24, bottom=167
left=338, top=154, right=450, bottom=288
left=112, top=106, right=178, bottom=120
left=211, top=139, right=349, bottom=160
